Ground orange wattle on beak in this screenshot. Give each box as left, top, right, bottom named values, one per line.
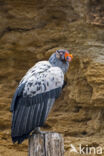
left=65, top=52, right=73, bottom=62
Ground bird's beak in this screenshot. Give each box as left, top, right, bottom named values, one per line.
left=65, top=52, right=73, bottom=62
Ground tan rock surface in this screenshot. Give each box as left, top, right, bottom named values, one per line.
left=0, top=0, right=104, bottom=156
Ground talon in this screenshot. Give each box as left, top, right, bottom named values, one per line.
left=32, top=127, right=48, bottom=134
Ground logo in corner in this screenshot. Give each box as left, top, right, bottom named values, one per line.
left=70, top=144, right=78, bottom=153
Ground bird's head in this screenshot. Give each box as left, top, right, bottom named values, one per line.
left=56, top=49, right=73, bottom=62
left=49, top=49, right=73, bottom=73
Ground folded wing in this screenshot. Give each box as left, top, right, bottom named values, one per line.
left=11, top=61, right=64, bottom=143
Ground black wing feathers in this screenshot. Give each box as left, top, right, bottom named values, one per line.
left=11, top=87, right=62, bottom=144
left=10, top=83, right=25, bottom=112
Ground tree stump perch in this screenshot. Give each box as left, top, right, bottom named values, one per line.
left=28, top=132, right=64, bottom=156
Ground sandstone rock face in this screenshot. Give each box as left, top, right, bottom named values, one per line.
left=0, top=0, right=104, bottom=156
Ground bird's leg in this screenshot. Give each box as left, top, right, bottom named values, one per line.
left=32, top=127, right=41, bottom=134
left=32, top=127, right=48, bottom=134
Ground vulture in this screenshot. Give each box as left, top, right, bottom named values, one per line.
left=10, top=49, right=73, bottom=144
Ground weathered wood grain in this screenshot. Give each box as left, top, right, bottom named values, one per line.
left=28, top=132, right=64, bottom=156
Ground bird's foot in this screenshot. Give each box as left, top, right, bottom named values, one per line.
left=32, top=127, right=48, bottom=135
left=32, top=127, right=41, bottom=134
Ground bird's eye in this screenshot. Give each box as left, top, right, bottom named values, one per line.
left=56, top=50, right=60, bottom=53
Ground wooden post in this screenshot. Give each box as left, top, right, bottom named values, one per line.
left=28, top=132, right=64, bottom=156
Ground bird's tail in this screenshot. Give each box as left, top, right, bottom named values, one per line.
left=11, top=111, right=30, bottom=144
left=12, top=133, right=30, bottom=144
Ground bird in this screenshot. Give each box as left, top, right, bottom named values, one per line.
left=10, top=49, right=73, bottom=144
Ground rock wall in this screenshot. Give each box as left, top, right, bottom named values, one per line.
left=0, top=0, right=104, bottom=156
